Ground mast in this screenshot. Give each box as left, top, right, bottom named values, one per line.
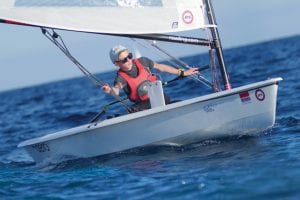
left=204, top=0, right=232, bottom=90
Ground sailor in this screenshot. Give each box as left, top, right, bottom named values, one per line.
left=102, top=45, right=198, bottom=112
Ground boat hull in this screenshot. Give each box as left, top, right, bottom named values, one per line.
left=18, top=78, right=282, bottom=164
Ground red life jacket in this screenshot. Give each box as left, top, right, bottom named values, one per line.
left=118, top=59, right=157, bottom=102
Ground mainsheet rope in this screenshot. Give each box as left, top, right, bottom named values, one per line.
left=41, top=28, right=104, bottom=87
left=41, top=28, right=134, bottom=112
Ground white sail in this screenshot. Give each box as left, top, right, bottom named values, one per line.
left=0, top=0, right=205, bottom=34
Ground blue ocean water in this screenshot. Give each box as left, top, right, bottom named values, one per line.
left=0, top=35, right=299, bottom=199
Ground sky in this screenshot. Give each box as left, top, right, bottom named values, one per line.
left=1, top=0, right=300, bottom=92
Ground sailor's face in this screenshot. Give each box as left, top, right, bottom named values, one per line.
left=115, top=50, right=133, bottom=71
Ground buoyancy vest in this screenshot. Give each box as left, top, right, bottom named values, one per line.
left=118, top=59, right=157, bottom=102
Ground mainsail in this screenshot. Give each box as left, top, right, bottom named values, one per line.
left=0, top=0, right=205, bottom=34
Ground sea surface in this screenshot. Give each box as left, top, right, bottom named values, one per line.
left=0, top=35, right=299, bottom=199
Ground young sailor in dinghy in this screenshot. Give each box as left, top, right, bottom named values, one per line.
left=102, top=45, right=199, bottom=112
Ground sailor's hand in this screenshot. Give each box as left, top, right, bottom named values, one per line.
left=102, top=84, right=112, bottom=93
left=183, top=67, right=199, bottom=76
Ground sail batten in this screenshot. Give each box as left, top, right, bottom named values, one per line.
left=0, top=0, right=205, bottom=34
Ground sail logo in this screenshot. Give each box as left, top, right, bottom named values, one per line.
left=255, top=89, right=265, bottom=101
left=182, top=10, right=194, bottom=24
left=239, top=91, right=251, bottom=104
left=172, top=22, right=179, bottom=29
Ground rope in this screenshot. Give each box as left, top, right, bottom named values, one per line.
left=150, top=42, right=213, bottom=89
left=130, top=38, right=181, bottom=68
left=41, top=28, right=133, bottom=112
left=131, top=38, right=212, bottom=88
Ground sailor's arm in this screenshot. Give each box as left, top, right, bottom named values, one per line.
left=153, top=63, right=198, bottom=77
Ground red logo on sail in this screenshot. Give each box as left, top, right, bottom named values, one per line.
left=182, top=10, right=194, bottom=24
left=239, top=91, right=251, bottom=103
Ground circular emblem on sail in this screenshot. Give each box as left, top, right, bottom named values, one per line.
left=182, top=10, right=194, bottom=24
left=255, top=89, right=265, bottom=101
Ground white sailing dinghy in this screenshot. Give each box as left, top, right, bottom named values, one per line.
left=0, top=0, right=282, bottom=164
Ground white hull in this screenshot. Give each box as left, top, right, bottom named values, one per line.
left=18, top=78, right=282, bottom=164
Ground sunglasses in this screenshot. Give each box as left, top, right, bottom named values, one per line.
left=116, top=52, right=133, bottom=64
